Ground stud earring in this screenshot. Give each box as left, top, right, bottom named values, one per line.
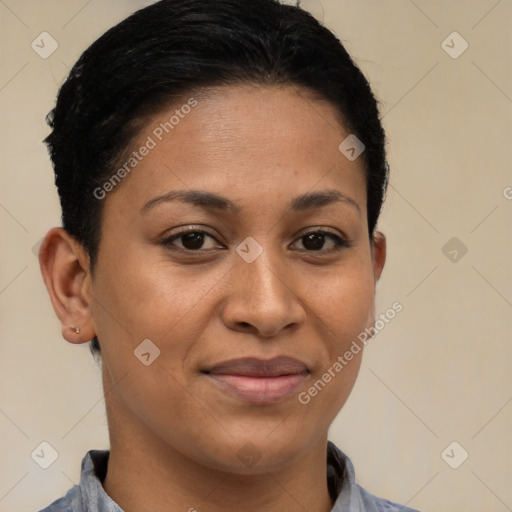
left=69, top=326, right=80, bottom=334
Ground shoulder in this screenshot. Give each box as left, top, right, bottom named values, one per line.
left=357, top=484, right=421, bottom=512
left=36, top=485, right=81, bottom=512
left=327, top=441, right=422, bottom=512
left=36, top=449, right=111, bottom=512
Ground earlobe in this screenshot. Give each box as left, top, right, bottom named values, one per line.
left=38, top=227, right=96, bottom=344
left=371, top=231, right=386, bottom=282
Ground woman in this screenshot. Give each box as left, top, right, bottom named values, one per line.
left=37, top=0, right=418, bottom=511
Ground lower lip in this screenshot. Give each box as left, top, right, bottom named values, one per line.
left=205, top=373, right=308, bottom=404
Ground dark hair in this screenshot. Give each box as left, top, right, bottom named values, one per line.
left=44, top=0, right=389, bottom=360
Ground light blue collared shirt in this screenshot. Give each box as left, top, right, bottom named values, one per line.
left=37, top=441, right=420, bottom=512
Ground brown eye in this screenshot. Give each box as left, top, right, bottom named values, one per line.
left=292, top=230, right=352, bottom=252
left=161, top=229, right=221, bottom=251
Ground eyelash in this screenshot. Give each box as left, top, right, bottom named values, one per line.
left=160, top=227, right=353, bottom=255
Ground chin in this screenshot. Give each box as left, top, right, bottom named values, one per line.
left=195, top=429, right=319, bottom=475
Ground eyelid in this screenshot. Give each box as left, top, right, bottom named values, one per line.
left=161, top=226, right=222, bottom=248
left=160, top=225, right=352, bottom=253
left=292, top=228, right=353, bottom=251
left=298, top=227, right=348, bottom=240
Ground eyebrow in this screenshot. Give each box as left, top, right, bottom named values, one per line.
left=140, top=188, right=361, bottom=216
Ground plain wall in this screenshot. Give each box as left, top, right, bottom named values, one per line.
left=0, top=1, right=510, bottom=511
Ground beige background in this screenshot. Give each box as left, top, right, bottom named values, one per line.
left=1, top=1, right=511, bottom=511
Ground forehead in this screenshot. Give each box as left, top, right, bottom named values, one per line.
left=103, top=84, right=367, bottom=217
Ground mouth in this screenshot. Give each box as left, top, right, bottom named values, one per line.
left=202, top=356, right=310, bottom=404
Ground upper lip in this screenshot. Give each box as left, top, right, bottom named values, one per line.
left=203, top=356, right=309, bottom=377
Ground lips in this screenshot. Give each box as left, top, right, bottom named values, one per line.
left=202, top=356, right=309, bottom=404
left=205, top=356, right=309, bottom=377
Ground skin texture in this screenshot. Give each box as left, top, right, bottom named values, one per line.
left=39, top=84, right=386, bottom=512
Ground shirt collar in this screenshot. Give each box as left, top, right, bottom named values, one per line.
left=327, top=440, right=367, bottom=511
left=78, top=449, right=123, bottom=512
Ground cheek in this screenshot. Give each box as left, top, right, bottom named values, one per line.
left=91, top=247, right=222, bottom=345
left=302, top=260, right=375, bottom=352
left=91, top=239, right=375, bottom=364
left=301, top=254, right=374, bottom=415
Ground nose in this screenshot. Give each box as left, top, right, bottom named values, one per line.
left=220, top=246, right=307, bottom=338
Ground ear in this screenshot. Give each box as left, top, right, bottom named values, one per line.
left=364, top=231, right=387, bottom=333
left=370, top=230, right=386, bottom=283
left=38, top=227, right=96, bottom=344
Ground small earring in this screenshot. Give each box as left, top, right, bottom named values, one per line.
left=69, top=326, right=80, bottom=334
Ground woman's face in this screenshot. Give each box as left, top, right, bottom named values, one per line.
left=85, top=84, right=385, bottom=472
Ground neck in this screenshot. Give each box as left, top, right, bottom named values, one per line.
left=102, top=415, right=334, bottom=512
